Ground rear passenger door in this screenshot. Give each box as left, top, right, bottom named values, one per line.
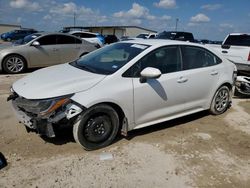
left=180, top=45, right=222, bottom=109
left=56, top=35, right=82, bottom=63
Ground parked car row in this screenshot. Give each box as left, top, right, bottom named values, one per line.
left=1, top=29, right=38, bottom=41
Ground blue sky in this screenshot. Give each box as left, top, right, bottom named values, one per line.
left=0, top=0, right=250, bottom=40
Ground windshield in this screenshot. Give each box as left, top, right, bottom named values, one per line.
left=156, top=32, right=175, bottom=39
left=14, top=33, right=41, bottom=45
left=136, top=34, right=148, bottom=39
left=71, top=43, right=149, bottom=75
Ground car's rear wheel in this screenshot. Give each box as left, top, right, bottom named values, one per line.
left=73, top=104, right=119, bottom=150
left=210, top=86, right=230, bottom=115
left=2, top=55, right=26, bottom=74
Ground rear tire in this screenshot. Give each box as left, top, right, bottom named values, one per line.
left=73, top=104, right=119, bottom=150
left=210, top=86, right=230, bottom=115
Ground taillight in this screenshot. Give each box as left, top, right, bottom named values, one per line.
left=248, top=52, right=250, bottom=61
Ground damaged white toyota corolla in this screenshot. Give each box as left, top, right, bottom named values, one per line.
left=8, top=40, right=237, bottom=150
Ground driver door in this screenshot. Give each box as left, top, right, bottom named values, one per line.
left=28, top=35, right=60, bottom=67
left=128, top=46, right=188, bottom=126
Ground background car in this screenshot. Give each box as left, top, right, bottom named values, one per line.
left=69, top=31, right=105, bottom=48
left=104, top=35, right=119, bottom=44
left=0, top=29, right=37, bottom=41
left=0, top=32, right=97, bottom=73
left=155, top=31, right=195, bottom=42
left=136, top=33, right=157, bottom=39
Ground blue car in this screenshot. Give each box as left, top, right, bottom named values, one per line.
left=1, top=29, right=37, bottom=41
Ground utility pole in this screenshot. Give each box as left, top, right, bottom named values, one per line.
left=175, top=18, right=179, bottom=31
left=73, top=12, right=76, bottom=27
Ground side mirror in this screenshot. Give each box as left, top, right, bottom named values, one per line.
left=140, top=67, right=161, bottom=83
left=31, top=41, right=40, bottom=47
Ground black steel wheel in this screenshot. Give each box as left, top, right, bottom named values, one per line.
left=73, top=104, right=119, bottom=150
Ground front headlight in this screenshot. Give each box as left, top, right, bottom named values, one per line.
left=14, top=95, right=72, bottom=117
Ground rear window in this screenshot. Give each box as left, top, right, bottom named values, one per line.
left=73, top=33, right=96, bottom=38
left=224, top=35, right=250, bottom=46
left=156, top=32, right=194, bottom=41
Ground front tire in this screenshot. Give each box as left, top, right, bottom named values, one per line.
left=73, top=104, right=119, bottom=150
left=210, top=86, right=230, bottom=115
left=2, top=55, right=26, bottom=74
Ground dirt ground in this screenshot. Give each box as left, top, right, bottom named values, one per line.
left=0, top=73, right=250, bottom=188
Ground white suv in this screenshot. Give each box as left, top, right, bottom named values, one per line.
left=69, top=31, right=105, bottom=48
left=9, top=40, right=237, bottom=150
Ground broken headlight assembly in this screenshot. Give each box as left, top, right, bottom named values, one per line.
left=13, top=94, right=73, bottom=117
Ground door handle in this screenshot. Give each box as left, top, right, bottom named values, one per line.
left=222, top=50, right=228, bottom=54
left=53, top=48, right=59, bottom=51
left=177, top=77, right=188, bottom=83
left=210, top=70, right=218, bottom=76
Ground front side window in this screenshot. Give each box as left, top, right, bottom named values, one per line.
left=71, top=43, right=149, bottom=75
left=181, top=46, right=221, bottom=70
left=124, top=46, right=181, bottom=77
left=37, top=35, right=57, bottom=45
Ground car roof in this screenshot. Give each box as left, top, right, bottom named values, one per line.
left=121, top=39, right=203, bottom=47
left=34, top=32, right=80, bottom=37
left=69, top=31, right=98, bottom=35
left=228, top=33, right=250, bottom=36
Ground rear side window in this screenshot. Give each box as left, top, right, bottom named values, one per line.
left=181, top=46, right=221, bottom=70
left=224, top=35, right=250, bottom=46
left=57, top=35, right=82, bottom=44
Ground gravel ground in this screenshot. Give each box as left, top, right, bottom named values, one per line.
left=0, top=73, right=250, bottom=188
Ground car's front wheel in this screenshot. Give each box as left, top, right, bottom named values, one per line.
left=73, top=104, right=119, bottom=150
left=210, top=86, right=231, bottom=115
left=2, top=55, right=26, bottom=74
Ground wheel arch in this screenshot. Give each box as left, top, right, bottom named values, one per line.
left=90, top=102, right=126, bottom=130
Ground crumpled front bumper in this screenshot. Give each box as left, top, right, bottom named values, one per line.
left=11, top=97, right=83, bottom=138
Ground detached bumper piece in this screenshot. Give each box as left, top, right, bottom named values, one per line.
left=26, top=120, right=55, bottom=138
left=9, top=94, right=83, bottom=138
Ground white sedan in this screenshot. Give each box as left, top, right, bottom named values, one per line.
left=9, top=39, right=237, bottom=150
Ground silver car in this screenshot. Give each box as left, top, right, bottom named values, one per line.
left=0, top=32, right=97, bottom=73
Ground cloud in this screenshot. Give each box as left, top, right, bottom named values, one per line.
left=113, top=3, right=154, bottom=20
left=201, top=4, right=222, bottom=11
left=43, top=15, right=52, bottom=20
left=154, top=0, right=176, bottom=9
left=161, top=15, right=172, bottom=21
left=50, top=2, right=77, bottom=15
left=17, top=17, right=22, bottom=23
left=10, top=0, right=41, bottom=11
left=190, top=13, right=210, bottom=23
left=220, top=23, right=233, bottom=28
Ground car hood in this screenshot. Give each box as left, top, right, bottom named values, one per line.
left=12, top=63, right=106, bottom=99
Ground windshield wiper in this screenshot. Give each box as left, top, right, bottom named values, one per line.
left=70, top=61, right=97, bottom=73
